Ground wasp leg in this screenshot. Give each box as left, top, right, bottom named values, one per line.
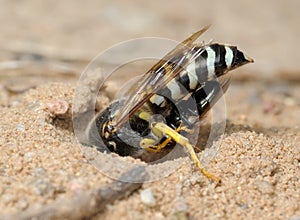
left=151, top=122, right=221, bottom=183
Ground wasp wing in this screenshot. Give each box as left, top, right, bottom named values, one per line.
left=112, top=26, right=210, bottom=130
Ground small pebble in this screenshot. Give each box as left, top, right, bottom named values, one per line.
left=16, top=124, right=25, bottom=132
left=16, top=199, right=29, bottom=210
left=69, top=179, right=87, bottom=192
left=13, top=161, right=23, bottom=172
left=256, top=180, right=275, bottom=195
left=140, top=188, right=156, bottom=207
left=174, top=197, right=188, bottom=213
left=31, top=179, right=55, bottom=196
left=237, top=203, right=249, bottom=210
left=152, top=212, right=165, bottom=220
left=24, top=152, right=35, bottom=162
left=44, top=99, right=69, bottom=115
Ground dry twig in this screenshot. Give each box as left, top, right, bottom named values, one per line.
left=3, top=166, right=147, bottom=220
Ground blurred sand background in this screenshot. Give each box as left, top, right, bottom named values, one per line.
left=0, top=0, right=299, bottom=219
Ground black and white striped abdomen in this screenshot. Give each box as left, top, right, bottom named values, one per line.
left=181, top=43, right=250, bottom=90
left=149, top=43, right=252, bottom=107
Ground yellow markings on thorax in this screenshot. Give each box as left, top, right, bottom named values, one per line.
left=150, top=94, right=165, bottom=107
left=138, top=111, right=151, bottom=121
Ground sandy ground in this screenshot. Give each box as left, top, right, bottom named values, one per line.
left=0, top=1, right=299, bottom=220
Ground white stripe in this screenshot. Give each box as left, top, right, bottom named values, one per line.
left=185, top=63, right=198, bottom=89
left=150, top=95, right=164, bottom=106
left=225, top=46, right=233, bottom=68
left=167, top=79, right=182, bottom=100
left=206, top=47, right=216, bottom=77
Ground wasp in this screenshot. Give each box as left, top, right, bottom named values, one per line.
left=86, top=26, right=253, bottom=182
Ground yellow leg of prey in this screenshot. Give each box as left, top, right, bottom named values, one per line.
left=140, top=124, right=191, bottom=153
left=151, top=122, right=221, bottom=183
